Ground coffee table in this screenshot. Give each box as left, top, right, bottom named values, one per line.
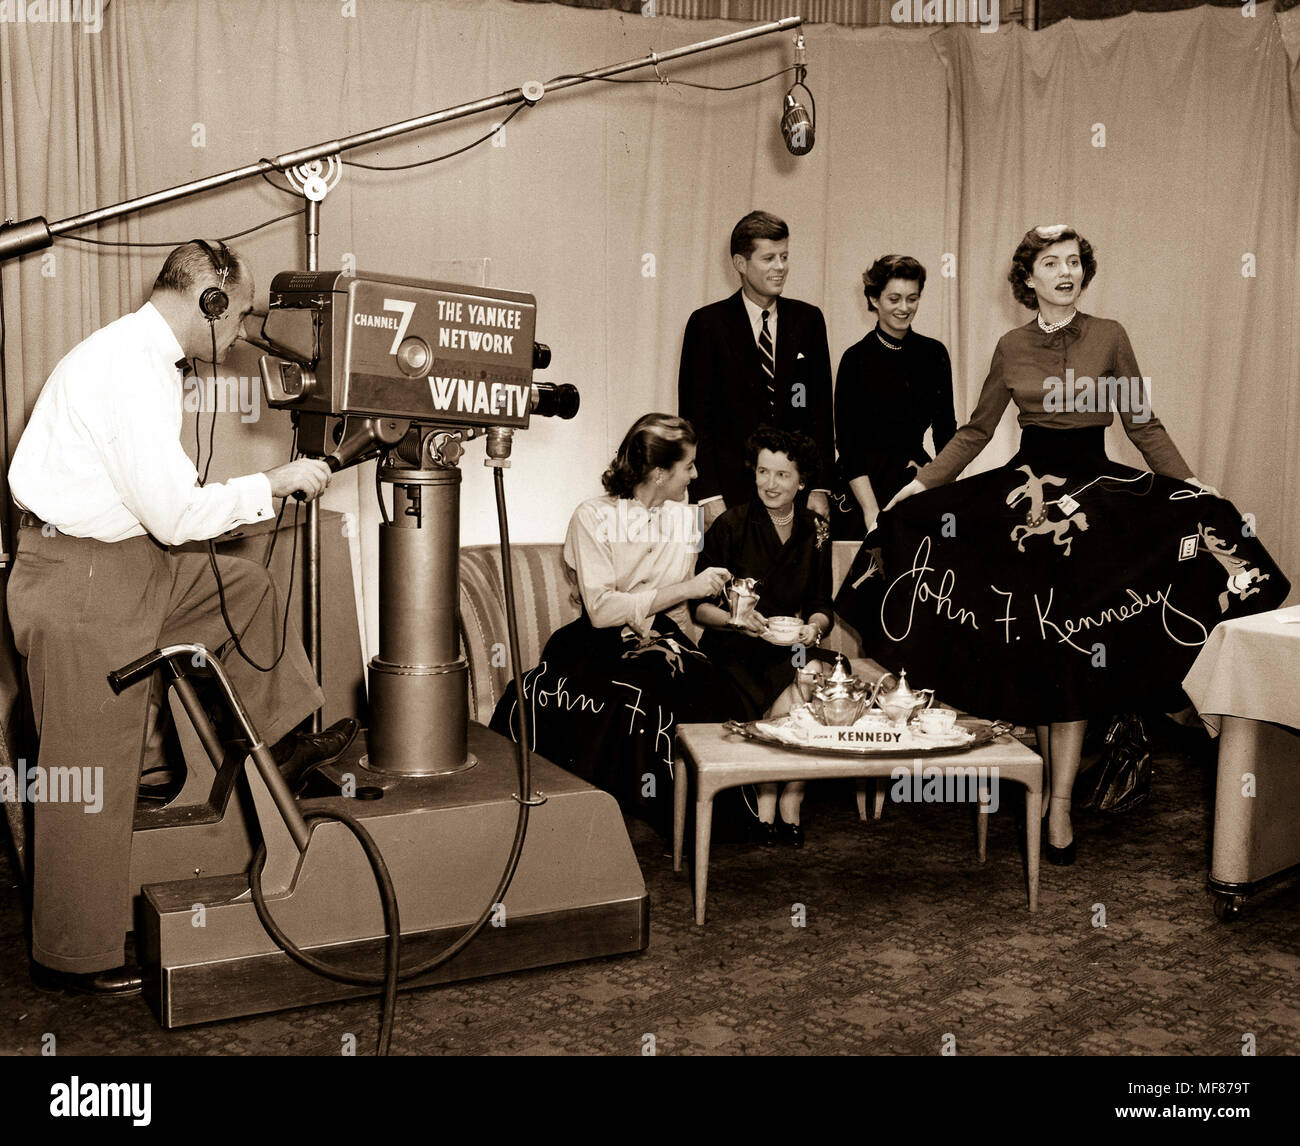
left=673, top=722, right=1044, bottom=924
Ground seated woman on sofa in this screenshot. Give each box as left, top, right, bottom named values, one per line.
left=693, top=426, right=895, bottom=847
left=489, top=412, right=740, bottom=835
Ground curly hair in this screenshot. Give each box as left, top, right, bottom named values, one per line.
left=862, top=255, right=926, bottom=312
left=601, top=413, right=697, bottom=498
left=1008, top=225, right=1096, bottom=310
left=743, top=425, right=820, bottom=487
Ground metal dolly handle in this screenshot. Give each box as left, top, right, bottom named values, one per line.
left=108, top=643, right=311, bottom=852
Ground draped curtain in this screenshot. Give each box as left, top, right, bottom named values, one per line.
left=1, top=0, right=1295, bottom=690
left=511, top=1, right=909, bottom=25
left=930, top=6, right=1300, bottom=587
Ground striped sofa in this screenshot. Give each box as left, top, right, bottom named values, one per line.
left=457, top=541, right=864, bottom=724
left=458, top=544, right=580, bottom=724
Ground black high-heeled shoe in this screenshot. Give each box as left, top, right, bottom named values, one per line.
left=752, top=820, right=778, bottom=847
left=780, top=821, right=805, bottom=849
left=1045, top=796, right=1075, bottom=865
left=1045, top=839, right=1076, bottom=866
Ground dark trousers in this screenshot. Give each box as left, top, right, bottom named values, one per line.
left=6, top=525, right=324, bottom=972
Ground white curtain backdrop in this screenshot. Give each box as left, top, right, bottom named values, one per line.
left=2, top=0, right=1295, bottom=675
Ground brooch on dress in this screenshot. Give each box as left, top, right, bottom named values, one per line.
left=814, top=516, right=830, bottom=550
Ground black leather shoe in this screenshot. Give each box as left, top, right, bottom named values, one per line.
left=781, top=822, right=805, bottom=849
left=137, top=764, right=186, bottom=805
left=1046, top=839, right=1076, bottom=866
left=31, top=961, right=143, bottom=997
left=272, top=718, right=360, bottom=795
left=752, top=820, right=778, bottom=847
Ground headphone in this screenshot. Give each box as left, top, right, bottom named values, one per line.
left=193, top=238, right=233, bottom=322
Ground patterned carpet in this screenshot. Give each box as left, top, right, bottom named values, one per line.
left=1, top=722, right=1297, bottom=1057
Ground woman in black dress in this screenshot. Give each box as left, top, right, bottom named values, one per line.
left=831, top=255, right=956, bottom=540
left=490, top=413, right=735, bottom=835
left=876, top=225, right=1289, bottom=864
left=694, top=428, right=892, bottom=846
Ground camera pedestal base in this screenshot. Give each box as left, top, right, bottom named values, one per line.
left=137, top=723, right=649, bottom=1028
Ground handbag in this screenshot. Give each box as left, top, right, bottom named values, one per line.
left=1079, top=713, right=1152, bottom=813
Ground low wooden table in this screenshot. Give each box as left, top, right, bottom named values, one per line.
left=673, top=722, right=1044, bottom=924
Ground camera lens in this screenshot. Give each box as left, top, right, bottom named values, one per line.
left=530, top=382, right=579, bottom=420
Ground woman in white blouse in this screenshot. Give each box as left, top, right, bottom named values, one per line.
left=490, top=413, right=735, bottom=834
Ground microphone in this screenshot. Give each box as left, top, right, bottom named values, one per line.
left=781, top=94, right=814, bottom=157
left=781, top=34, right=815, bottom=157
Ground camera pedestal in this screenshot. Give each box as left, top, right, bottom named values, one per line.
left=137, top=723, right=649, bottom=1028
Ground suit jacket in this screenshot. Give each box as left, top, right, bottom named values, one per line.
left=677, top=291, right=833, bottom=508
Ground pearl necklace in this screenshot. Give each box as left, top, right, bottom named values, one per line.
left=1037, top=309, right=1076, bottom=334
left=767, top=505, right=794, bottom=528
left=875, top=329, right=904, bottom=351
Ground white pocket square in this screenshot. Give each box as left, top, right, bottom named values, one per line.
left=796, top=352, right=806, bottom=360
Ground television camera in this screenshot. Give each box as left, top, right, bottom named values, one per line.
left=256, top=271, right=578, bottom=775
left=130, top=273, right=647, bottom=1029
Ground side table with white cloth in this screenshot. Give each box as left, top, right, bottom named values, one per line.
left=1182, top=605, right=1300, bottom=920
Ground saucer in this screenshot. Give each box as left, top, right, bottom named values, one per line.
left=763, top=630, right=804, bottom=646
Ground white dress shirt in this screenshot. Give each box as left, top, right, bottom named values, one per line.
left=9, top=302, right=273, bottom=545
left=740, top=291, right=779, bottom=349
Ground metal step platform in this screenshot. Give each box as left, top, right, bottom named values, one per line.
left=137, top=722, right=649, bottom=1028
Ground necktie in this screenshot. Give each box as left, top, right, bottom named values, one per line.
left=759, top=310, right=775, bottom=409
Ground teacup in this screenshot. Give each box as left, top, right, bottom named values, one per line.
left=915, top=708, right=957, bottom=735
left=766, top=616, right=802, bottom=640
left=855, top=711, right=893, bottom=732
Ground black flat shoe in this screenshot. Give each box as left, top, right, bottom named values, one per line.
left=752, top=820, right=778, bottom=847
left=31, top=961, right=143, bottom=997
left=781, top=822, right=805, bottom=849
left=137, top=764, right=186, bottom=805
left=1045, top=839, right=1076, bottom=866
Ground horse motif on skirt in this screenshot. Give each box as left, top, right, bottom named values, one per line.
left=1007, top=465, right=1090, bottom=556
left=1197, top=525, right=1271, bottom=613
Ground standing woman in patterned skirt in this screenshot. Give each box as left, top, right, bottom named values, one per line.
left=858, top=225, right=1290, bottom=864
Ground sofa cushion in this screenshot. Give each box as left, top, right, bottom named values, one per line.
left=459, top=544, right=581, bottom=723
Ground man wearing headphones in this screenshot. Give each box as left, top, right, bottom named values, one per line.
left=7, top=240, right=350, bottom=996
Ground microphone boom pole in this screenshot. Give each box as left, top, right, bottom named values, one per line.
left=0, top=16, right=803, bottom=259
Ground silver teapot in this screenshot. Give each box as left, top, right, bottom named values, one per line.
left=874, top=668, right=934, bottom=726
left=807, top=655, right=874, bottom=726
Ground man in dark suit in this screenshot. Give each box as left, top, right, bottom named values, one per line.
left=678, top=210, right=833, bottom=527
